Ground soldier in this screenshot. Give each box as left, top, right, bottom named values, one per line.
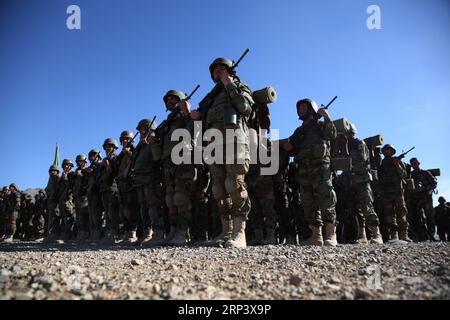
left=44, top=166, right=61, bottom=243
left=191, top=163, right=211, bottom=245
left=20, top=194, right=35, bottom=240
left=99, top=138, right=121, bottom=245
left=0, top=186, right=8, bottom=240
left=435, top=196, right=450, bottom=241
left=73, top=154, right=90, bottom=242
left=191, top=57, right=254, bottom=249
left=378, top=144, right=411, bottom=242
left=159, top=89, right=197, bottom=246
left=32, top=190, right=46, bottom=240
left=283, top=98, right=338, bottom=246
left=130, top=119, right=163, bottom=246
left=57, top=159, right=76, bottom=242
left=116, top=130, right=140, bottom=245
left=341, top=124, right=383, bottom=244
left=1, top=183, right=21, bottom=243
left=86, top=149, right=104, bottom=242
left=408, top=157, right=437, bottom=240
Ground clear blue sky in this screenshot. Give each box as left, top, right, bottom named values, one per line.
left=0, top=0, right=449, bottom=203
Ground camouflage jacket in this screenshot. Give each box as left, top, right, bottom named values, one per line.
left=131, top=141, right=161, bottom=185
left=99, top=153, right=118, bottom=193
left=161, top=110, right=194, bottom=161
left=289, top=118, right=337, bottom=166
left=72, top=167, right=89, bottom=200
left=45, top=175, right=60, bottom=204
left=435, top=204, right=450, bottom=224
left=8, top=190, right=21, bottom=212
left=378, top=157, right=407, bottom=193
left=57, top=171, right=75, bottom=203
left=410, top=169, right=437, bottom=195
left=345, top=137, right=372, bottom=184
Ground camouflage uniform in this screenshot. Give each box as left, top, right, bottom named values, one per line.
left=435, top=198, right=450, bottom=241
left=409, top=168, right=437, bottom=240
left=160, top=92, right=197, bottom=246
left=289, top=99, right=338, bottom=246
left=199, top=60, right=254, bottom=248
left=99, top=147, right=121, bottom=244
left=32, top=192, right=46, bottom=239
left=191, top=163, right=210, bottom=243
left=131, top=123, right=163, bottom=246
left=0, top=188, right=7, bottom=239
left=72, top=157, right=90, bottom=241
left=378, top=152, right=410, bottom=241
left=2, top=184, right=21, bottom=242
left=57, top=161, right=76, bottom=241
left=115, top=142, right=139, bottom=244
left=45, top=169, right=61, bottom=242
left=342, top=135, right=382, bottom=244
left=86, top=152, right=104, bottom=242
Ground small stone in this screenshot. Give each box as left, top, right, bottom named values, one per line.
left=131, top=259, right=144, bottom=266
left=289, top=274, right=302, bottom=286
left=354, top=287, right=374, bottom=299
left=306, top=261, right=316, bottom=267
left=329, top=276, right=341, bottom=284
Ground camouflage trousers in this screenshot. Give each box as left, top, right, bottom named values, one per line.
left=101, top=190, right=120, bottom=235
left=47, top=201, right=61, bottom=237
left=345, top=181, right=380, bottom=227
left=382, top=191, right=409, bottom=232
left=87, top=195, right=103, bottom=234
left=275, top=189, right=296, bottom=240
left=191, top=193, right=210, bottom=241
left=133, top=174, right=163, bottom=230
left=118, top=182, right=139, bottom=233
left=4, top=210, right=19, bottom=237
left=209, top=160, right=251, bottom=220
left=247, top=174, right=276, bottom=232
left=409, top=193, right=435, bottom=238
left=163, top=160, right=196, bottom=227
left=74, top=197, right=89, bottom=233
left=59, top=199, right=75, bottom=237
left=297, top=164, right=337, bottom=227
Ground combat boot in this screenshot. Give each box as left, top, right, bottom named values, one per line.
left=368, top=226, right=384, bottom=244
left=324, top=223, right=338, bottom=247
left=2, top=235, right=14, bottom=243
left=205, top=215, right=233, bottom=247
left=388, top=229, right=399, bottom=242
left=399, top=229, right=412, bottom=242
left=145, top=228, right=166, bottom=247
left=262, top=228, right=277, bottom=245
left=160, top=226, right=176, bottom=246
left=75, top=231, right=86, bottom=243
left=248, top=229, right=263, bottom=246
left=168, top=226, right=188, bottom=247
left=100, top=230, right=117, bottom=245
left=139, top=227, right=153, bottom=246
left=284, top=234, right=297, bottom=245
left=356, top=226, right=368, bottom=244
left=224, top=216, right=247, bottom=249
left=301, top=225, right=323, bottom=246
left=122, top=231, right=138, bottom=245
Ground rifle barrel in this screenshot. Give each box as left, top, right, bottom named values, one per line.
left=232, top=48, right=250, bottom=69
left=186, top=84, right=200, bottom=101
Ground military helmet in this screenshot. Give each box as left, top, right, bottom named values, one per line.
left=438, top=196, right=446, bottom=203
left=88, top=149, right=100, bottom=157
left=103, top=138, right=118, bottom=149
left=348, top=123, right=357, bottom=135
left=296, top=98, right=319, bottom=115
left=9, top=183, right=18, bottom=191
left=76, top=154, right=87, bottom=163
left=381, top=144, right=396, bottom=155
left=49, top=165, right=60, bottom=173
left=163, top=90, right=186, bottom=106
left=2, top=186, right=7, bottom=192
left=62, top=159, right=74, bottom=167
left=136, top=118, right=157, bottom=131
left=209, top=57, right=234, bottom=80
left=119, top=130, right=134, bottom=143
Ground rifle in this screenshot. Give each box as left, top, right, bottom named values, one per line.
left=316, top=96, right=338, bottom=120
left=155, top=84, right=200, bottom=138
left=396, top=147, right=415, bottom=160
left=198, top=49, right=250, bottom=116
left=126, top=115, right=157, bottom=149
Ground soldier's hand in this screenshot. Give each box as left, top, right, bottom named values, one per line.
left=102, top=159, right=109, bottom=167
left=146, top=135, right=157, bottom=144
left=317, top=108, right=331, bottom=120
left=218, top=68, right=233, bottom=86
left=191, top=110, right=202, bottom=120
left=179, top=100, right=191, bottom=115
left=393, top=157, right=401, bottom=166
left=282, top=140, right=294, bottom=152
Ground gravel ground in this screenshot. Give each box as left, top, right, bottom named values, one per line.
left=1, top=241, right=449, bottom=300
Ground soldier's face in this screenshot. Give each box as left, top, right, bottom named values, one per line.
left=121, top=137, right=131, bottom=147
left=49, top=170, right=58, bottom=176
left=213, top=64, right=227, bottom=82
left=104, top=145, right=113, bottom=154
left=411, top=159, right=420, bottom=170
left=384, top=148, right=394, bottom=157
left=63, top=164, right=72, bottom=172
left=77, top=160, right=86, bottom=169
left=297, top=103, right=310, bottom=120
left=166, top=96, right=180, bottom=110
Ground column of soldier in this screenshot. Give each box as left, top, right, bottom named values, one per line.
left=1, top=55, right=449, bottom=247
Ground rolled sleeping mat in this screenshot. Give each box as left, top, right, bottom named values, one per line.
left=252, top=86, right=278, bottom=105
left=333, top=118, right=351, bottom=133
left=364, top=135, right=385, bottom=147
